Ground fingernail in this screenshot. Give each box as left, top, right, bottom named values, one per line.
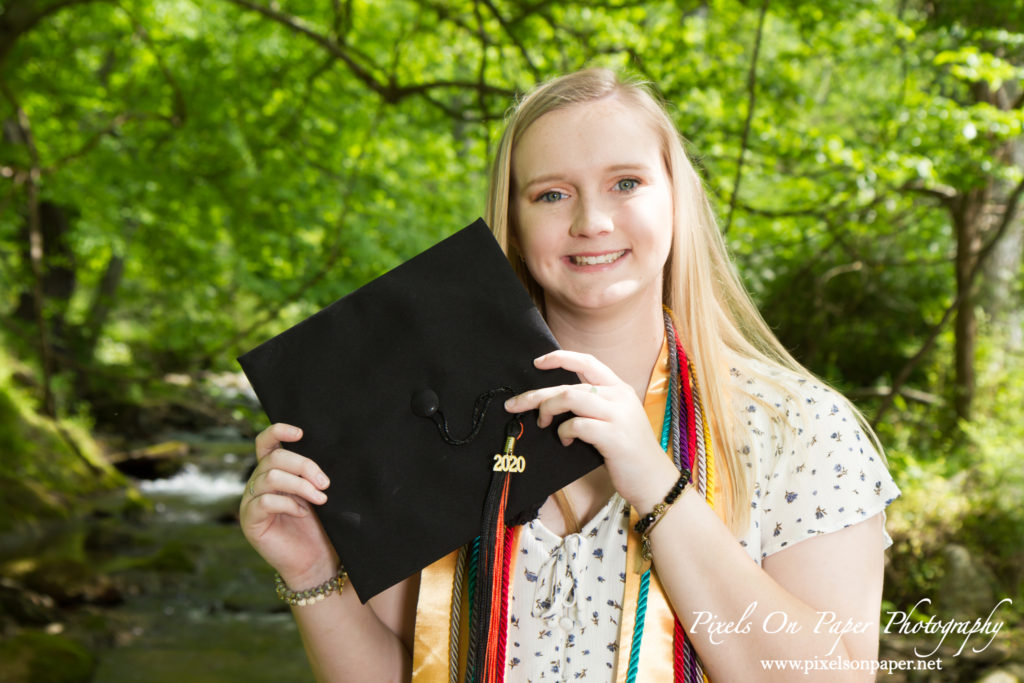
left=316, top=491, right=328, bottom=503
left=504, top=398, right=515, bottom=410
left=289, top=426, right=302, bottom=438
left=316, top=474, right=329, bottom=488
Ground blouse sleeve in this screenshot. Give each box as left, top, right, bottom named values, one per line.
left=755, top=376, right=901, bottom=558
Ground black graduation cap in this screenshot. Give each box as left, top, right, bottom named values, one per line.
left=238, top=218, right=601, bottom=603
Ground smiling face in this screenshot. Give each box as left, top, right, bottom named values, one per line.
left=511, top=97, right=674, bottom=321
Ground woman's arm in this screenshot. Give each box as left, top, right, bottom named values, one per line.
left=509, top=351, right=888, bottom=681
left=240, top=423, right=417, bottom=682
left=287, top=570, right=418, bottom=682
left=643, top=473, right=884, bottom=681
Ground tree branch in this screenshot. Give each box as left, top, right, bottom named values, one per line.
left=479, top=0, right=540, bottom=79
left=47, top=112, right=176, bottom=171
left=473, top=0, right=488, bottom=118
left=0, top=0, right=110, bottom=65
left=118, top=2, right=187, bottom=125
left=223, top=0, right=513, bottom=109
left=723, top=0, right=769, bottom=235
left=976, top=174, right=1024, bottom=269
left=900, top=178, right=959, bottom=204
left=870, top=294, right=958, bottom=428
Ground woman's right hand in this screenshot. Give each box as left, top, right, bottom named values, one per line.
left=239, top=423, right=336, bottom=587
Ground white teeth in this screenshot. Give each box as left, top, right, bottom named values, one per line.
left=571, top=250, right=625, bottom=266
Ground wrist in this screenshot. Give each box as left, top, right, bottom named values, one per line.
left=625, top=452, right=682, bottom=513
left=634, top=469, right=691, bottom=561
left=278, top=554, right=340, bottom=592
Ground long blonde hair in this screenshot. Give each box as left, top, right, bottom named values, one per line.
left=485, top=68, right=874, bottom=533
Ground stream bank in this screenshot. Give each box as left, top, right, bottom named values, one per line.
left=0, top=437, right=314, bottom=683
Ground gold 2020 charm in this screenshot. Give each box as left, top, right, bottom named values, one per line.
left=493, top=433, right=525, bottom=473
left=493, top=452, right=526, bottom=473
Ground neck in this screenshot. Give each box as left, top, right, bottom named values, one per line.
left=545, top=299, right=665, bottom=398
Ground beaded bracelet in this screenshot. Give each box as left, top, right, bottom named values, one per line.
left=634, top=472, right=690, bottom=561
left=274, top=566, right=347, bottom=606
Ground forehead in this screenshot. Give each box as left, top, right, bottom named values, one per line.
left=512, top=97, right=665, bottom=184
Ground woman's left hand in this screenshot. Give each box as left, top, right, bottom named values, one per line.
left=504, top=350, right=679, bottom=510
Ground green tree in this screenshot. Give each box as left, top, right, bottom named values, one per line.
left=1, top=0, right=1021, bottom=437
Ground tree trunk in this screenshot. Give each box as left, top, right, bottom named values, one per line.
left=14, top=200, right=77, bottom=354
left=77, top=251, right=125, bottom=364
left=951, top=187, right=989, bottom=422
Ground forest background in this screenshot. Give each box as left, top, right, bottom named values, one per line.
left=1, top=0, right=1022, bottom=680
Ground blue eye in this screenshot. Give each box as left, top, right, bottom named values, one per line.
left=537, top=191, right=565, bottom=203
left=616, top=178, right=640, bottom=192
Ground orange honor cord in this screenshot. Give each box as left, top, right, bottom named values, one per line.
left=482, top=473, right=511, bottom=682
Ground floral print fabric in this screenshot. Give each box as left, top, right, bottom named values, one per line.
left=729, top=362, right=901, bottom=562
left=506, top=494, right=631, bottom=681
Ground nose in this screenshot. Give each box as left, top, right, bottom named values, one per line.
left=570, top=194, right=614, bottom=238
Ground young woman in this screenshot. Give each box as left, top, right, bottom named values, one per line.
left=240, top=68, right=900, bottom=682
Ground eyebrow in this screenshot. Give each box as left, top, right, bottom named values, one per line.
left=519, top=163, right=655, bottom=192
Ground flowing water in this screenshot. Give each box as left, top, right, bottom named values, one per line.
left=85, top=441, right=314, bottom=682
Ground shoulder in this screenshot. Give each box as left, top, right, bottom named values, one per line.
left=726, top=356, right=900, bottom=560
left=726, top=357, right=868, bottom=453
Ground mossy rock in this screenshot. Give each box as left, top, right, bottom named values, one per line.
left=0, top=631, right=96, bottom=682
left=23, top=558, right=121, bottom=607
left=0, top=580, right=58, bottom=626
left=0, top=366, right=125, bottom=537
left=101, top=540, right=198, bottom=575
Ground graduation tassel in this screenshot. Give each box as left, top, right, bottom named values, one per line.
left=468, top=417, right=523, bottom=683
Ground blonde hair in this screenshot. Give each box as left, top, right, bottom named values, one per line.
left=485, top=68, right=876, bottom=533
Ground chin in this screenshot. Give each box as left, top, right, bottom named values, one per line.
left=555, top=286, right=652, bottom=315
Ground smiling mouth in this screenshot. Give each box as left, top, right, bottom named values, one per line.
left=570, top=250, right=626, bottom=266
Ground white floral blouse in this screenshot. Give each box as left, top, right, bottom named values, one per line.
left=503, top=357, right=901, bottom=682
left=505, top=494, right=632, bottom=681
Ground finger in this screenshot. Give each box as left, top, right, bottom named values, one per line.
left=255, top=465, right=329, bottom=505
left=506, top=383, right=606, bottom=417
left=533, top=350, right=620, bottom=386
left=250, top=491, right=312, bottom=520
left=255, top=423, right=303, bottom=460
left=505, top=385, right=566, bottom=413
left=534, top=387, right=612, bottom=429
left=259, top=448, right=331, bottom=490
left=557, top=415, right=604, bottom=448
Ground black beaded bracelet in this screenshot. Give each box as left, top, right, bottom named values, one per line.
left=634, top=472, right=690, bottom=560
left=274, top=566, right=347, bottom=606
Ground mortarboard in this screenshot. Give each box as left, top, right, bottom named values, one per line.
left=238, top=218, right=602, bottom=606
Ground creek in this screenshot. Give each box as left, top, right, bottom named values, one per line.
left=95, top=439, right=314, bottom=682
left=5, top=439, right=315, bottom=682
